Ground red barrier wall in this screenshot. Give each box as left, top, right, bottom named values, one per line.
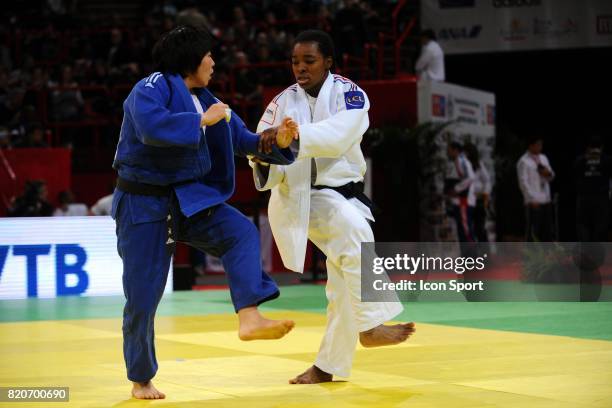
left=0, top=148, right=71, bottom=214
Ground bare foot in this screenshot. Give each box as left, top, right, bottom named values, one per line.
left=359, top=322, right=416, bottom=348
left=131, top=381, right=165, bottom=399
left=289, top=365, right=333, bottom=384
left=238, top=306, right=295, bottom=340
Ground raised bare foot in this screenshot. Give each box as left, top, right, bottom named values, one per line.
left=359, top=322, right=416, bottom=348
left=131, top=381, right=166, bottom=399
left=289, top=365, right=333, bottom=384
left=238, top=306, right=295, bottom=340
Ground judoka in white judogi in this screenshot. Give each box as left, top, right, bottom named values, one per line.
left=251, top=72, right=403, bottom=378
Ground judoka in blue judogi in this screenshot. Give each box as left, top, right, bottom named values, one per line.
left=111, top=26, right=298, bottom=399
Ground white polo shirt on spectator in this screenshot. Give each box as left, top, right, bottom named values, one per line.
left=473, top=162, right=491, bottom=197
left=517, top=152, right=554, bottom=205
left=416, top=40, right=445, bottom=82
left=90, top=194, right=113, bottom=215
left=53, top=203, right=89, bottom=216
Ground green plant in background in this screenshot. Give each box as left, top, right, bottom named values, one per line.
left=366, top=121, right=454, bottom=241
left=493, top=126, right=527, bottom=239
left=520, top=242, right=575, bottom=283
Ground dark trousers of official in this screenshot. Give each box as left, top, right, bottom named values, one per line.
left=473, top=198, right=488, bottom=243
left=450, top=202, right=476, bottom=258
left=525, top=204, right=554, bottom=242
left=576, top=195, right=610, bottom=242
left=115, top=195, right=279, bottom=383
left=451, top=203, right=475, bottom=243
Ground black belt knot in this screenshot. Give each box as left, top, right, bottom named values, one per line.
left=312, top=181, right=380, bottom=215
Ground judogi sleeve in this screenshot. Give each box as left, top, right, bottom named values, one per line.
left=129, top=79, right=201, bottom=148
left=251, top=96, right=288, bottom=191
left=297, top=85, right=370, bottom=159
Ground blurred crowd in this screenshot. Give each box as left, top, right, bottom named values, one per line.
left=6, top=179, right=113, bottom=217
left=0, top=0, right=393, bottom=148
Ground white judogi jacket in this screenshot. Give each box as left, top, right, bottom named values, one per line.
left=252, top=73, right=373, bottom=272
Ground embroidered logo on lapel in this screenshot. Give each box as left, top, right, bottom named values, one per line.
left=344, top=91, right=365, bottom=110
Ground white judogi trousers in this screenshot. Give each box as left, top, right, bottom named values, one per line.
left=308, top=189, right=403, bottom=378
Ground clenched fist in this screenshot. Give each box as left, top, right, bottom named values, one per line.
left=202, top=102, right=229, bottom=126
left=258, top=117, right=299, bottom=153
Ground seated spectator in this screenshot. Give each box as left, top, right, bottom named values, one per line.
left=13, top=122, right=48, bottom=148
left=48, top=64, right=83, bottom=121
left=90, top=191, right=113, bottom=216
left=13, top=122, right=49, bottom=147
left=53, top=190, right=88, bottom=216
left=0, top=87, right=25, bottom=126
left=0, top=126, right=16, bottom=148
left=333, top=0, right=367, bottom=57
left=7, top=180, right=54, bottom=217
left=176, top=1, right=209, bottom=29
left=107, top=28, right=132, bottom=70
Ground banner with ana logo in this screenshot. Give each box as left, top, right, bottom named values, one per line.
left=421, top=0, right=612, bottom=54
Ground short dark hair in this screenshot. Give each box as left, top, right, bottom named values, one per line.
left=527, top=134, right=543, bottom=146
left=463, top=142, right=480, bottom=168
left=449, top=141, right=463, bottom=151
left=152, top=25, right=213, bottom=78
left=294, top=30, right=335, bottom=61
left=587, top=133, right=603, bottom=148
left=421, top=29, right=437, bottom=41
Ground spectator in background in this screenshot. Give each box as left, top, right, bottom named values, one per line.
left=87, top=59, right=109, bottom=85
left=517, top=136, right=555, bottom=241
left=23, top=66, right=49, bottom=109
left=445, top=141, right=476, bottom=243
left=176, top=1, right=210, bottom=29
left=0, top=126, right=16, bottom=148
left=107, top=28, right=132, bottom=70
left=90, top=182, right=115, bottom=216
left=13, top=122, right=48, bottom=148
left=48, top=64, right=83, bottom=121
left=574, top=134, right=612, bottom=242
left=0, top=87, right=25, bottom=126
left=415, top=29, right=445, bottom=82
left=53, top=190, right=88, bottom=216
left=7, top=180, right=54, bottom=217
left=0, top=64, right=9, bottom=100
left=333, top=0, right=366, bottom=58
left=464, top=142, right=491, bottom=242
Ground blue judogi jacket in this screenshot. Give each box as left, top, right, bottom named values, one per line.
left=112, top=72, right=293, bottom=221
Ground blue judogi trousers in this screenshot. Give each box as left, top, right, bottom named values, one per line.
left=115, top=193, right=279, bottom=382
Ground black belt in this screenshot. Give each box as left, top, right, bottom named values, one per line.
left=116, top=178, right=173, bottom=197
left=312, top=181, right=379, bottom=214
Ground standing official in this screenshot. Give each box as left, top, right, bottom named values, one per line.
left=464, top=142, right=491, bottom=242
left=445, top=142, right=476, bottom=243
left=517, top=136, right=555, bottom=241
left=574, top=135, right=612, bottom=242
left=415, top=29, right=445, bottom=82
